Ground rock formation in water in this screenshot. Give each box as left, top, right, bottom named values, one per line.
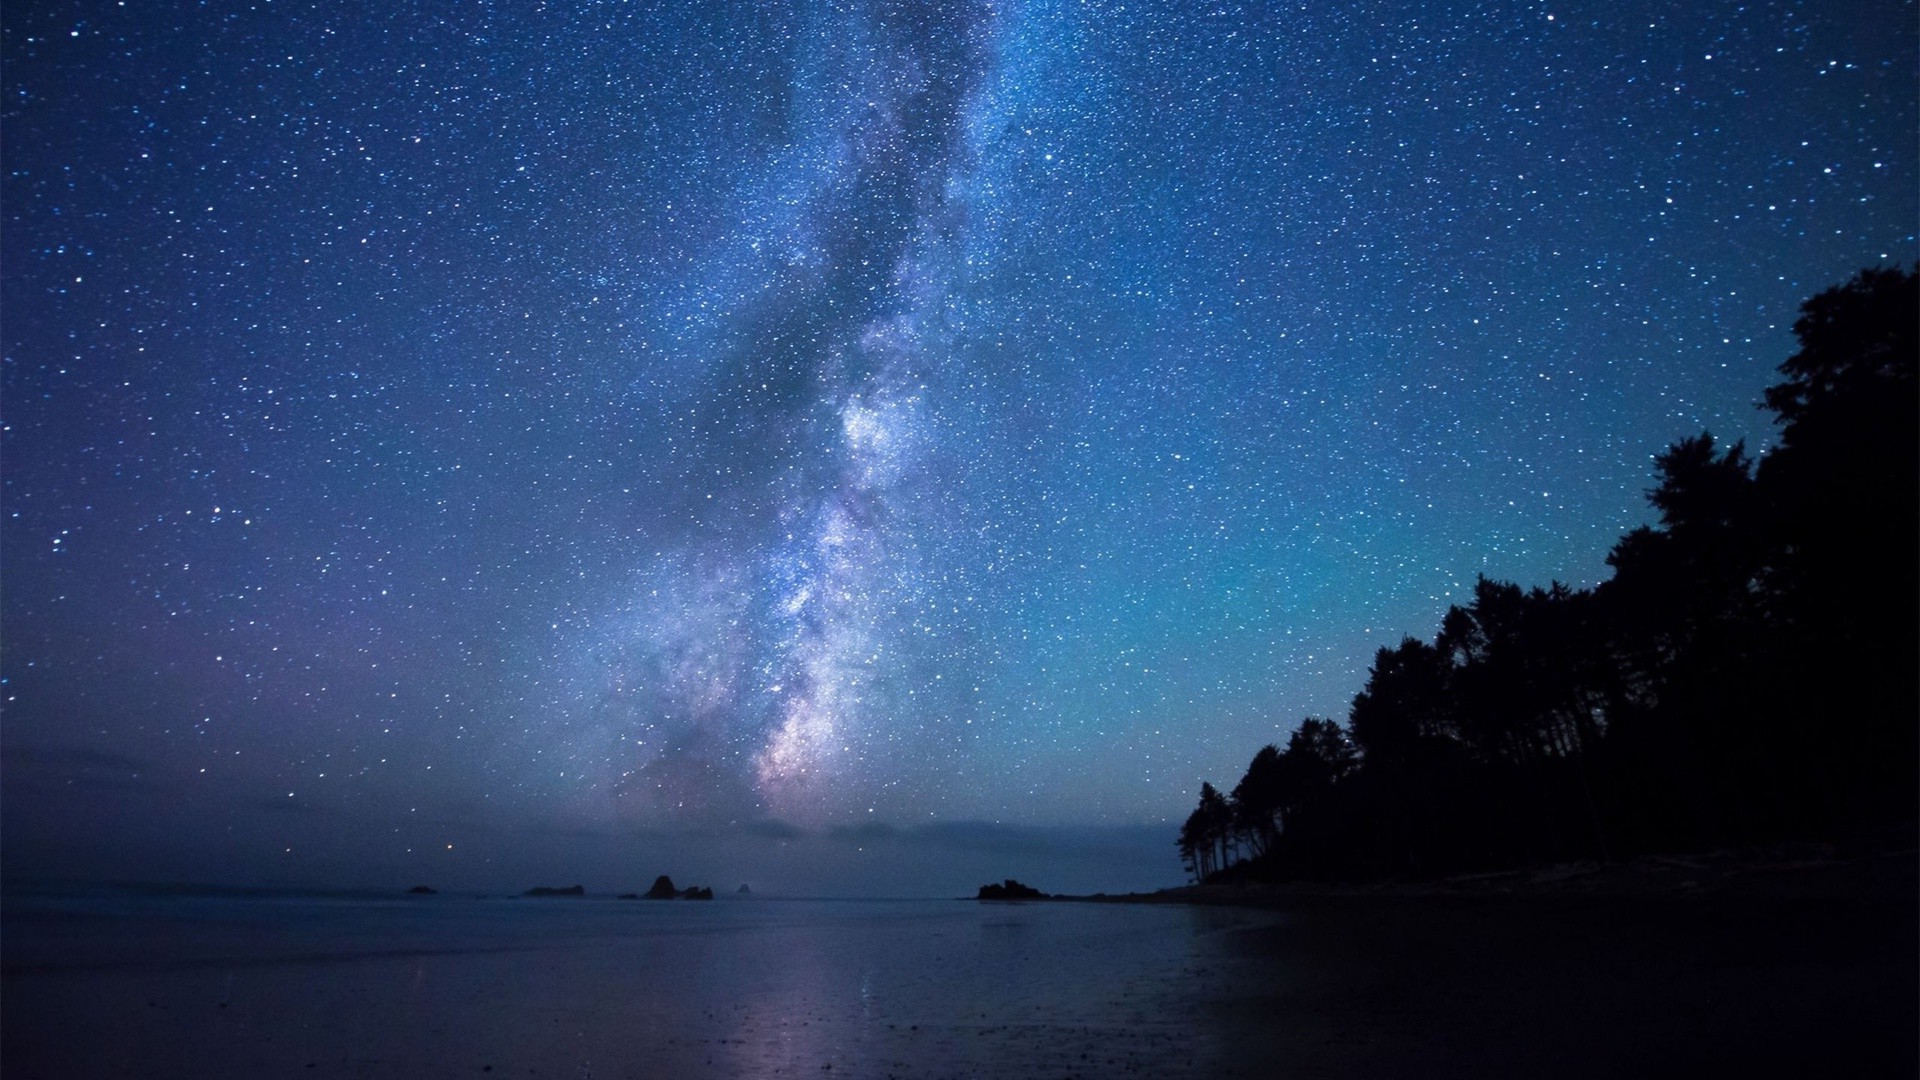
left=406, top=885, right=437, bottom=895
left=976, top=879, right=1046, bottom=900
left=523, top=885, right=586, bottom=897
left=636, top=875, right=713, bottom=899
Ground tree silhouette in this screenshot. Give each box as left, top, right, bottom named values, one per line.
left=1179, top=267, right=1917, bottom=883
left=1196, top=782, right=1234, bottom=875
left=1756, top=266, right=1918, bottom=827
left=1229, top=744, right=1286, bottom=859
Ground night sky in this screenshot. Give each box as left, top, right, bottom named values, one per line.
left=4, top=0, right=1914, bottom=894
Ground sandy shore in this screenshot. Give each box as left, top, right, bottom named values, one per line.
left=1081, top=847, right=1919, bottom=1078
left=1075, top=843, right=1919, bottom=904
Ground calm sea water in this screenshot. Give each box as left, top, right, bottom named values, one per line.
left=2, top=888, right=1283, bottom=1079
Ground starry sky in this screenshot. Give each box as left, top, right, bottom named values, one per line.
left=3, top=0, right=1914, bottom=895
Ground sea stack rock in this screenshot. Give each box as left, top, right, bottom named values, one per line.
left=976, top=879, right=1046, bottom=900
left=644, top=875, right=678, bottom=899
left=684, top=886, right=714, bottom=900
left=737, top=884, right=752, bottom=895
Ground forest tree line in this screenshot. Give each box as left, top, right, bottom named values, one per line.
left=1180, top=267, right=1918, bottom=882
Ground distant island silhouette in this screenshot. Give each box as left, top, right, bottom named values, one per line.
left=1176, top=268, right=1917, bottom=887
left=636, top=876, right=713, bottom=900
left=498, top=879, right=719, bottom=900
left=977, top=879, right=1046, bottom=900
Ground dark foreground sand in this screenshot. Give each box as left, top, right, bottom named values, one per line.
left=4, top=853, right=1912, bottom=1079
left=1170, top=850, right=1918, bottom=1078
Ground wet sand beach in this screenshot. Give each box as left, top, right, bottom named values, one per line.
left=1190, top=859, right=1918, bottom=1077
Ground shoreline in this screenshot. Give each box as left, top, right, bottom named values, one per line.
left=8, top=856, right=1912, bottom=1077
left=1049, top=843, right=1918, bottom=907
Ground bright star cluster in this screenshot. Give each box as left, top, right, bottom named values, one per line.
left=2, top=0, right=1913, bottom=876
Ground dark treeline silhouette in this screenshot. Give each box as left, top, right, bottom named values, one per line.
left=1180, top=268, right=1918, bottom=883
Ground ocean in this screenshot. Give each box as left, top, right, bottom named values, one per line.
left=9, top=870, right=1913, bottom=1078
left=2, top=887, right=1281, bottom=1078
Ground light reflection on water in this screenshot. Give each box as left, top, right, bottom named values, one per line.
left=4, top=893, right=1284, bottom=1078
